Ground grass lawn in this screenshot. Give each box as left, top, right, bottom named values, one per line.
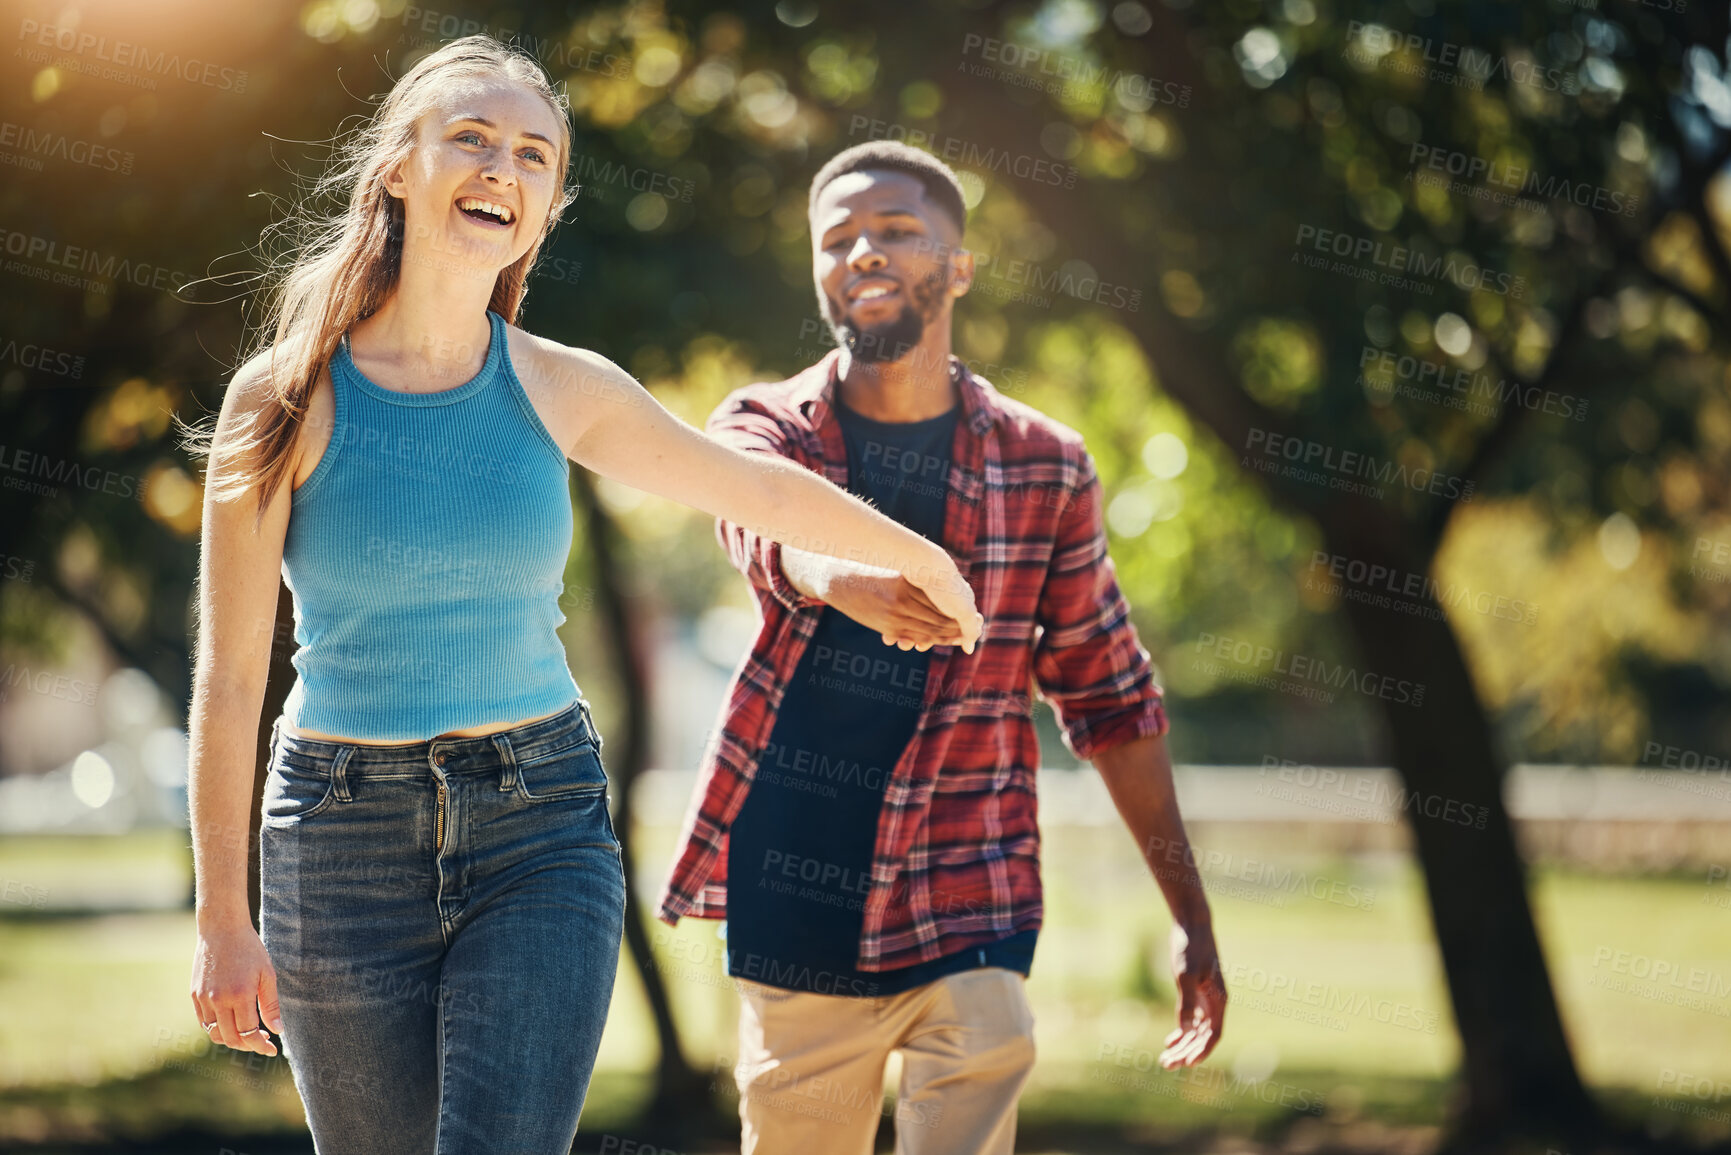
left=1, top=826, right=1728, bottom=1150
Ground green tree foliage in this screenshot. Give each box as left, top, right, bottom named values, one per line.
left=7, top=1, right=1731, bottom=1147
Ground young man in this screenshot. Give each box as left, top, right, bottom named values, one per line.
left=657, top=141, right=1225, bottom=1154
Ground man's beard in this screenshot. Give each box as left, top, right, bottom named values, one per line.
left=828, top=305, right=926, bottom=364
left=824, top=267, right=950, bottom=364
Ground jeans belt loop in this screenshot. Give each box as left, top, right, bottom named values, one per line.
left=492, top=732, right=519, bottom=792
left=578, top=697, right=601, bottom=752
left=331, top=746, right=355, bottom=803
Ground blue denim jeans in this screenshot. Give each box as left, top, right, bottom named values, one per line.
left=259, top=698, right=627, bottom=1155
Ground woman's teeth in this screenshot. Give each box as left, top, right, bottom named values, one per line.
left=457, top=197, right=513, bottom=224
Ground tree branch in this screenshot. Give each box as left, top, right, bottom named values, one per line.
left=38, top=570, right=185, bottom=693
left=1432, top=254, right=1620, bottom=544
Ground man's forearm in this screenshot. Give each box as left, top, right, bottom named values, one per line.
left=1092, top=731, right=1213, bottom=930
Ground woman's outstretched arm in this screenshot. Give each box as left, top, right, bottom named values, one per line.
left=522, top=340, right=983, bottom=652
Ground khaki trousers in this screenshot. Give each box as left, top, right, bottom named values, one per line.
left=733, top=967, right=1037, bottom=1155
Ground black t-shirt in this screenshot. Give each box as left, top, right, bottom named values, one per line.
left=723, top=396, right=1037, bottom=996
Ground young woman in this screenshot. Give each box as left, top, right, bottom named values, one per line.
left=184, top=36, right=981, bottom=1155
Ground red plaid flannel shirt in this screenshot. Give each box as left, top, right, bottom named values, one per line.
left=655, top=349, right=1169, bottom=970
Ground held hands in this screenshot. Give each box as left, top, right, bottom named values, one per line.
left=821, top=572, right=966, bottom=652
left=891, top=549, right=982, bottom=654
left=1159, top=921, right=1227, bottom=1068
left=778, top=545, right=979, bottom=652
left=191, top=921, right=284, bottom=1057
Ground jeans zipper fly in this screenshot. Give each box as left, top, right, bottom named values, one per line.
left=432, top=757, right=449, bottom=854
left=435, top=779, right=447, bottom=852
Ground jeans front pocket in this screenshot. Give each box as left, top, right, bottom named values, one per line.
left=262, top=748, right=337, bottom=823
left=513, top=739, right=608, bottom=802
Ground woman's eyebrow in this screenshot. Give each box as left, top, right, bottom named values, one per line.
left=447, top=114, right=556, bottom=147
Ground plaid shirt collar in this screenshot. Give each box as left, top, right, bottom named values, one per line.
left=789, top=347, right=1002, bottom=442
left=786, top=349, right=1005, bottom=591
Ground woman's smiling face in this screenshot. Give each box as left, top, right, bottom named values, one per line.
left=385, top=74, right=566, bottom=277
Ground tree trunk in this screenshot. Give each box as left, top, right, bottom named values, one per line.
left=982, top=123, right=1608, bottom=1139
left=1322, top=520, right=1598, bottom=1147
left=569, top=471, right=723, bottom=1137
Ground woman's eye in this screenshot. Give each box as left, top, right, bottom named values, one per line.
left=456, top=131, right=483, bottom=145
left=522, top=148, right=547, bottom=164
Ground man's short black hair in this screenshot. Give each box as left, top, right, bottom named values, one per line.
left=807, top=141, right=968, bottom=236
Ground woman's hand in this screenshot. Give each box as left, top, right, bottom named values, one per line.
left=899, top=543, right=983, bottom=654
left=191, top=919, right=284, bottom=1056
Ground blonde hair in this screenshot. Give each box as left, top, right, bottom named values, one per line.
left=188, top=35, right=576, bottom=520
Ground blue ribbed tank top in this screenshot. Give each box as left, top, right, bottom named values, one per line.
left=280, top=309, right=580, bottom=741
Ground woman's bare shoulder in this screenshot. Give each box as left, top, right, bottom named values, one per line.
left=216, top=340, right=334, bottom=488
left=505, top=323, right=633, bottom=387
left=502, top=322, right=647, bottom=450
left=221, top=337, right=326, bottom=415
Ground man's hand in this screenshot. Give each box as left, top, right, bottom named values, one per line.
left=846, top=573, right=968, bottom=651
left=1160, top=920, right=1226, bottom=1068
left=1091, top=732, right=1224, bottom=1066
left=782, top=547, right=965, bottom=651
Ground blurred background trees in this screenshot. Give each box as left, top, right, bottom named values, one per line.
left=4, top=0, right=1731, bottom=1151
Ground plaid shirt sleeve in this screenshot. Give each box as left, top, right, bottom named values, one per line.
left=704, top=388, right=823, bottom=614
left=1031, top=448, right=1169, bottom=760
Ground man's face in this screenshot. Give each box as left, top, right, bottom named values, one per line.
left=809, top=169, right=970, bottom=364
